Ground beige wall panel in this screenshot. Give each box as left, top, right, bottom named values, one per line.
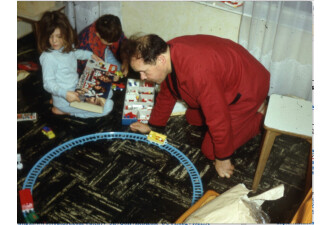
left=122, top=1, right=241, bottom=42
left=17, top=20, right=33, bottom=39
left=17, top=1, right=63, bottom=39
left=17, top=1, right=56, bottom=18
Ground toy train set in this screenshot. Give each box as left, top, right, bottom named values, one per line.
left=19, top=132, right=203, bottom=223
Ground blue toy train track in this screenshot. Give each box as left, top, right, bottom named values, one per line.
left=22, top=132, right=204, bottom=206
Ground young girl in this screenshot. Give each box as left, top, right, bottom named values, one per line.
left=37, top=11, right=114, bottom=118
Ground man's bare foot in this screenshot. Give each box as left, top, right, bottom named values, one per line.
left=51, top=107, right=69, bottom=115
left=257, top=100, right=267, bottom=115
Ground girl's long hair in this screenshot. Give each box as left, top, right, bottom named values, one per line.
left=37, top=11, right=77, bottom=53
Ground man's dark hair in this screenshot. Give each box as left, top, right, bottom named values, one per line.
left=95, top=14, right=122, bottom=43
left=121, top=34, right=168, bottom=65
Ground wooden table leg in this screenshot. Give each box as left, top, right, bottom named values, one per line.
left=252, top=129, right=280, bottom=192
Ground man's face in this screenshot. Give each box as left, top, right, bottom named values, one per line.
left=130, top=57, right=167, bottom=84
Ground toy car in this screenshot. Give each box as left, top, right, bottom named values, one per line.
left=112, top=83, right=125, bottom=91
left=42, top=126, right=55, bottom=139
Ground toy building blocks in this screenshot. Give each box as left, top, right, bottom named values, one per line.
left=122, top=78, right=155, bottom=125
left=42, top=126, right=55, bottom=139
left=115, top=70, right=124, bottom=78
left=17, top=153, right=23, bottom=170
left=17, top=112, right=37, bottom=122
left=137, top=110, right=151, bottom=124
left=143, top=81, right=154, bottom=87
left=128, top=80, right=139, bottom=87
left=124, top=111, right=137, bottom=119
left=18, top=61, right=39, bottom=71
left=147, top=131, right=167, bottom=145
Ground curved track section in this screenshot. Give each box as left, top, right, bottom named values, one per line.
left=22, top=132, right=203, bottom=205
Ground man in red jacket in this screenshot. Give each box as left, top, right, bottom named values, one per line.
left=122, top=34, right=269, bottom=178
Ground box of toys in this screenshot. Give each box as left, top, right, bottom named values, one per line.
left=122, top=79, right=155, bottom=125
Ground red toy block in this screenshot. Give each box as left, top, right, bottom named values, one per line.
left=18, top=61, right=39, bottom=71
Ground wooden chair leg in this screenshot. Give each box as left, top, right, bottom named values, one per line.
left=252, top=129, right=280, bottom=192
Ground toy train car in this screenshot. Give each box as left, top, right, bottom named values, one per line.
left=147, top=131, right=167, bottom=145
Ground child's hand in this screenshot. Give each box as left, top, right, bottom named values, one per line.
left=92, top=54, right=103, bottom=62
left=66, top=91, right=80, bottom=103
left=113, top=75, right=120, bottom=82
left=121, top=61, right=129, bottom=77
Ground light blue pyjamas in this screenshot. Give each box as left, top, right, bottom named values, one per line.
left=40, top=48, right=114, bottom=118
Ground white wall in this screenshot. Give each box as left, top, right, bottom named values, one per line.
left=18, top=1, right=241, bottom=42
left=121, top=1, right=241, bottom=42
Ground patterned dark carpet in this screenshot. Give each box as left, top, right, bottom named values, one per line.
left=17, top=34, right=311, bottom=223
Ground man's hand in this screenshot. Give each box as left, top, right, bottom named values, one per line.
left=214, top=159, right=234, bottom=178
left=130, top=122, right=151, bottom=134
left=66, top=91, right=80, bottom=103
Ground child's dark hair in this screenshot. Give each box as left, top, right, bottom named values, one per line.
left=37, top=11, right=77, bottom=53
left=95, top=14, right=122, bottom=43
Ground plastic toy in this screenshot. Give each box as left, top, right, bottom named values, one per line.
left=17, top=153, right=23, bottom=170
left=19, top=189, right=34, bottom=211
left=42, top=126, right=55, bottom=139
left=25, top=211, right=40, bottom=223
left=17, top=112, right=37, bottom=122
left=123, top=79, right=155, bottom=125
left=124, top=112, right=137, bottom=119
left=147, top=131, right=167, bottom=145
left=126, top=93, right=139, bottom=102
left=115, top=70, right=124, bottom=78
left=141, top=98, right=153, bottom=102
left=22, top=132, right=203, bottom=217
left=142, top=81, right=154, bottom=87
left=19, top=189, right=40, bottom=223
left=112, top=83, right=125, bottom=91
left=18, top=61, right=39, bottom=71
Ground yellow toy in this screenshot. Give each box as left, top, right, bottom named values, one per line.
left=147, top=131, right=167, bottom=145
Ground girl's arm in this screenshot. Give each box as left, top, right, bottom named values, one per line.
left=74, top=49, right=102, bottom=62
left=40, top=53, right=67, bottom=98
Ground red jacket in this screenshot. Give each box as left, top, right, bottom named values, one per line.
left=148, top=35, right=270, bottom=159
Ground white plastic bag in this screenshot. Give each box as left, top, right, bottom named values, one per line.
left=184, top=183, right=284, bottom=223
